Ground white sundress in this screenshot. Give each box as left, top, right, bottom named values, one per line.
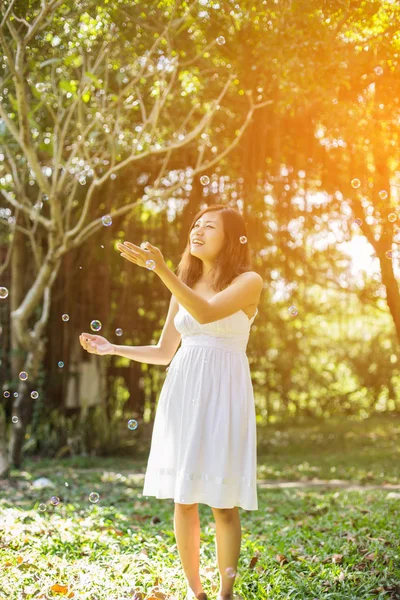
left=142, top=303, right=259, bottom=511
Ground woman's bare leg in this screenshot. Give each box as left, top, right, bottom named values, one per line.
left=173, top=502, right=205, bottom=597
left=211, top=506, right=241, bottom=599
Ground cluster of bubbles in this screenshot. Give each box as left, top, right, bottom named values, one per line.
left=37, top=491, right=99, bottom=512
left=351, top=179, right=389, bottom=200
left=62, top=316, right=103, bottom=332
left=138, top=242, right=156, bottom=270
left=354, top=213, right=398, bottom=228
left=0, top=287, right=8, bottom=299
left=350, top=179, right=397, bottom=258
left=102, top=215, right=112, bottom=227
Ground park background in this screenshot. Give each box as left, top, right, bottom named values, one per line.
left=0, top=0, right=399, bottom=599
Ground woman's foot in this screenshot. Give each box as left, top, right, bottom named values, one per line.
left=186, top=589, right=207, bottom=600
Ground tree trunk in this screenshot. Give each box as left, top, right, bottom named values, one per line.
left=0, top=229, right=28, bottom=474
left=8, top=244, right=60, bottom=469
left=9, top=337, right=47, bottom=467
left=0, top=413, right=8, bottom=477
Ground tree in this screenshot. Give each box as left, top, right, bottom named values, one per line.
left=0, top=0, right=266, bottom=472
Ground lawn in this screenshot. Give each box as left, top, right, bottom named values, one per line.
left=0, top=415, right=399, bottom=600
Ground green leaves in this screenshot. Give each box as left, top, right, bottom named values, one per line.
left=58, top=79, right=78, bottom=95
left=64, top=55, right=83, bottom=68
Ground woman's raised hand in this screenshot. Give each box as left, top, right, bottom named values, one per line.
left=79, top=333, right=115, bottom=356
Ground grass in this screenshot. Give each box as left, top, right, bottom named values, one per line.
left=0, top=415, right=399, bottom=600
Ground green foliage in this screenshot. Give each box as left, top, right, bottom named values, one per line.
left=2, top=0, right=400, bottom=465
left=24, top=391, right=138, bottom=458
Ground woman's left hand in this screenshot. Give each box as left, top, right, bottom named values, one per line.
left=116, top=241, right=166, bottom=273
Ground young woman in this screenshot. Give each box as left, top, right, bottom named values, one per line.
left=79, top=204, right=263, bottom=600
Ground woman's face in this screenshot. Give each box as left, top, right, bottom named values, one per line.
left=189, top=212, right=225, bottom=262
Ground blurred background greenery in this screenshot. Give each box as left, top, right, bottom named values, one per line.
left=0, top=0, right=400, bottom=468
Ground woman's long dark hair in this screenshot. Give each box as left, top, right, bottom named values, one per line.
left=176, top=204, right=253, bottom=292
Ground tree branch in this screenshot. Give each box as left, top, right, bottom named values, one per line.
left=31, top=262, right=60, bottom=342
left=56, top=94, right=256, bottom=258
left=1, top=189, right=51, bottom=230
left=22, top=0, right=65, bottom=45
left=10, top=249, right=58, bottom=349
left=0, top=0, right=17, bottom=29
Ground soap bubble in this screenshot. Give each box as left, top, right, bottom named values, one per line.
left=3, top=391, right=10, bottom=398
left=13, top=392, right=18, bottom=397
left=379, top=190, right=388, bottom=200
left=388, top=213, right=397, bottom=222
left=90, top=320, right=102, bottom=332
left=115, top=328, right=123, bottom=336
left=288, top=305, right=298, bottom=317
left=89, top=492, right=100, bottom=503
left=30, top=391, right=39, bottom=399
left=239, top=236, right=247, bottom=244
left=50, top=496, right=60, bottom=506
left=38, top=503, right=47, bottom=512
left=11, top=415, right=18, bottom=423
left=146, top=259, right=156, bottom=270
left=386, top=250, right=393, bottom=259
left=216, top=36, right=226, bottom=45
left=62, top=314, right=69, bottom=322
left=351, top=178, right=361, bottom=189
left=200, top=175, right=210, bottom=185
left=374, top=66, right=383, bottom=76
left=36, top=82, right=47, bottom=92
left=128, top=419, right=138, bottom=431
left=0, top=287, right=9, bottom=299
left=58, top=361, right=64, bottom=368
left=353, top=218, right=362, bottom=227
left=19, top=371, right=28, bottom=381
left=102, top=214, right=112, bottom=227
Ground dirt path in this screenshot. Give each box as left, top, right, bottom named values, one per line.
left=56, top=469, right=400, bottom=491
left=257, top=479, right=400, bottom=491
